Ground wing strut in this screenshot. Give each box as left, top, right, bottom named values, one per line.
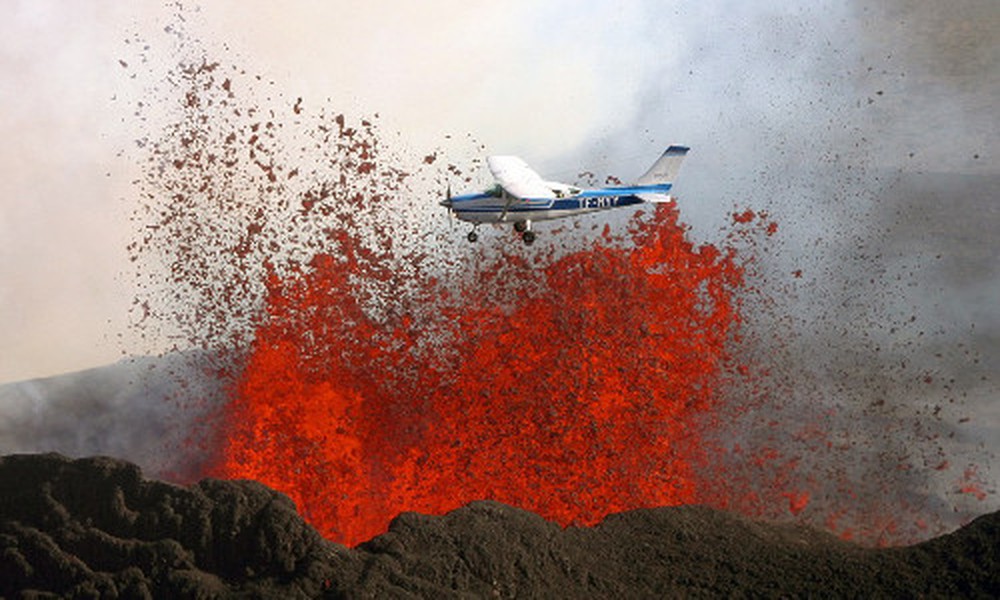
left=498, top=193, right=516, bottom=222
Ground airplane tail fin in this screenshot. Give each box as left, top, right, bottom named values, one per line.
left=636, top=145, right=690, bottom=186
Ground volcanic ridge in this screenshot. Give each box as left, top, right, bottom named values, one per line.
left=1, top=453, right=997, bottom=598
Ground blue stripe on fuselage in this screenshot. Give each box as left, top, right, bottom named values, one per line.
left=451, top=192, right=496, bottom=202
left=577, top=183, right=671, bottom=198
left=453, top=195, right=646, bottom=214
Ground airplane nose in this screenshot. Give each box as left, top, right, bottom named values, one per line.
left=439, top=198, right=452, bottom=208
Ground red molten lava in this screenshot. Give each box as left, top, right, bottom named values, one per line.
left=218, top=204, right=746, bottom=546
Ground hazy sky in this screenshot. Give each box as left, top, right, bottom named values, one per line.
left=1, top=0, right=996, bottom=382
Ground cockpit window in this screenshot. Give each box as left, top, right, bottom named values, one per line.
left=552, top=186, right=583, bottom=198
left=483, top=184, right=503, bottom=197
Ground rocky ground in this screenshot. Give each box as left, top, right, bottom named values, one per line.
left=1, top=453, right=996, bottom=598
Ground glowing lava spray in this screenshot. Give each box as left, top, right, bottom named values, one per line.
left=218, top=204, right=746, bottom=545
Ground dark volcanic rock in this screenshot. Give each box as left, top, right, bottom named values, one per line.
left=0, top=453, right=345, bottom=598
left=1, top=454, right=997, bottom=598
left=354, top=502, right=999, bottom=598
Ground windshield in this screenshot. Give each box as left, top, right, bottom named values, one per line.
left=483, top=184, right=503, bottom=197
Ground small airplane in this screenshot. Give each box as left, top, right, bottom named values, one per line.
left=440, top=145, right=689, bottom=245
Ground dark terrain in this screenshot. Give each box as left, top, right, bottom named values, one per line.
left=1, top=453, right=997, bottom=598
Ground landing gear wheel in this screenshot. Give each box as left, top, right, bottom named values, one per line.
left=522, top=230, right=536, bottom=245
left=467, top=230, right=479, bottom=243
left=514, top=221, right=528, bottom=233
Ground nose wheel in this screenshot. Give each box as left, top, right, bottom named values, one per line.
left=467, top=230, right=478, bottom=243
left=521, top=230, right=536, bottom=245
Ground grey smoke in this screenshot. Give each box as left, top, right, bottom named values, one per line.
left=0, top=353, right=224, bottom=481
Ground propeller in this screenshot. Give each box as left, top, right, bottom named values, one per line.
left=440, top=183, right=454, bottom=228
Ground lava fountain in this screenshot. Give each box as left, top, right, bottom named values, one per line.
left=218, top=204, right=747, bottom=545
left=125, top=33, right=764, bottom=546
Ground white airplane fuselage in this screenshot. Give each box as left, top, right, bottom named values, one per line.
left=441, top=145, right=689, bottom=244
left=446, top=187, right=666, bottom=224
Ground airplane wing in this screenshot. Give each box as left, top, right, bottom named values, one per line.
left=487, top=156, right=556, bottom=200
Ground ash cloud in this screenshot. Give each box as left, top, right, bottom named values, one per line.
left=0, top=354, right=224, bottom=482
left=848, top=0, right=998, bottom=174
